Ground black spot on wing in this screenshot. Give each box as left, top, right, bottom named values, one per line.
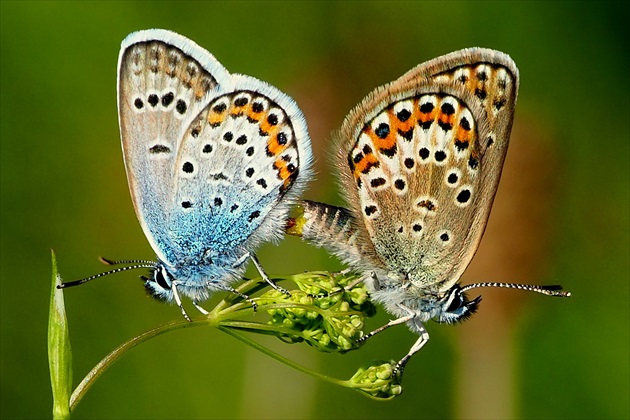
left=364, top=205, right=377, bottom=216
left=176, top=100, right=187, bottom=114
left=149, top=144, right=170, bottom=154
left=248, top=210, right=260, bottom=222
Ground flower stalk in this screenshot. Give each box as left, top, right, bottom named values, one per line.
left=49, top=258, right=402, bottom=416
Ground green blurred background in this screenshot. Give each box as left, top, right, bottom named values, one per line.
left=1, top=1, right=628, bottom=418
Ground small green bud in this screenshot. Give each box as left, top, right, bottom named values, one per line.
left=349, top=361, right=402, bottom=400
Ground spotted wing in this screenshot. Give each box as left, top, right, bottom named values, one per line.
left=117, top=29, right=232, bottom=265
left=118, top=30, right=311, bottom=267
left=335, top=48, right=518, bottom=292
left=166, top=76, right=311, bottom=266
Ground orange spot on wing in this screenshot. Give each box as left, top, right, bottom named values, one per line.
left=416, top=103, right=436, bottom=124
left=194, top=88, right=205, bottom=100
left=273, top=159, right=291, bottom=181
left=352, top=149, right=380, bottom=179
left=389, top=106, right=416, bottom=134
left=266, top=131, right=286, bottom=156
left=260, top=120, right=274, bottom=134
left=230, top=103, right=247, bottom=117
left=367, top=127, right=397, bottom=154
left=208, top=111, right=226, bottom=126
left=194, top=82, right=207, bottom=100
left=455, top=126, right=473, bottom=142
left=247, top=109, right=260, bottom=122
left=438, top=111, right=455, bottom=128
left=274, top=158, right=297, bottom=191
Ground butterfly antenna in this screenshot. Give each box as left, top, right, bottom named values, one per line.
left=99, top=257, right=156, bottom=266
left=460, top=282, right=571, bottom=297
left=57, top=262, right=156, bottom=289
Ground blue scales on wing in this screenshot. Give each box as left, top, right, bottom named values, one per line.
left=117, top=31, right=231, bottom=267
left=166, top=88, right=303, bottom=268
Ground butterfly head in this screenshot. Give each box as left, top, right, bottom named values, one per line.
left=142, top=260, right=226, bottom=304
left=433, top=284, right=481, bottom=324
left=143, top=264, right=175, bottom=302
left=373, top=280, right=480, bottom=325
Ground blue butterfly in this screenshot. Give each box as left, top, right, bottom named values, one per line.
left=60, top=29, right=312, bottom=320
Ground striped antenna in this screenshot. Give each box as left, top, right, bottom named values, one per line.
left=460, top=282, right=571, bottom=297
left=57, top=260, right=156, bottom=289
left=99, top=257, right=156, bottom=266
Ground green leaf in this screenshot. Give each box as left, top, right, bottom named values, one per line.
left=48, top=250, right=72, bottom=419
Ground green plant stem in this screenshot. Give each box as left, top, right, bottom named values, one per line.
left=69, top=318, right=203, bottom=411
left=67, top=287, right=259, bottom=412
left=218, top=326, right=348, bottom=388
left=69, top=298, right=360, bottom=411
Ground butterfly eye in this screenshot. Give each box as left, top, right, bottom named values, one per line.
left=154, top=268, right=172, bottom=290
left=437, top=286, right=481, bottom=324
left=446, top=290, right=465, bottom=312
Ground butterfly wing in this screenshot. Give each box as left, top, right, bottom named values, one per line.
left=118, top=29, right=232, bottom=265
left=119, top=30, right=312, bottom=270
left=334, top=48, right=518, bottom=292
left=167, top=75, right=312, bottom=266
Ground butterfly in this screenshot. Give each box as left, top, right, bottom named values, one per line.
left=59, top=29, right=313, bottom=320
left=289, top=48, right=570, bottom=375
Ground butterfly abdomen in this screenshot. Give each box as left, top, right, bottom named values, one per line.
left=288, top=200, right=381, bottom=270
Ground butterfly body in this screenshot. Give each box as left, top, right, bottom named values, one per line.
left=116, top=30, right=312, bottom=311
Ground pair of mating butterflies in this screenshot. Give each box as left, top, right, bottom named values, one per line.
left=60, top=29, right=569, bottom=374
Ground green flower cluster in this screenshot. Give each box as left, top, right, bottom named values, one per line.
left=259, top=271, right=376, bottom=352
left=349, top=361, right=403, bottom=400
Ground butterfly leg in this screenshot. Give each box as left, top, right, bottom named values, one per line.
left=310, top=269, right=366, bottom=300
left=341, top=270, right=379, bottom=296
left=333, top=267, right=354, bottom=276
left=231, top=252, right=249, bottom=268
left=241, top=252, right=291, bottom=296
left=171, top=282, right=192, bottom=322
left=192, top=301, right=209, bottom=315
left=223, top=284, right=258, bottom=312
left=356, top=302, right=416, bottom=344
left=393, top=319, right=430, bottom=379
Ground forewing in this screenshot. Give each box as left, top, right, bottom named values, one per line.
left=117, top=30, right=231, bottom=264
left=335, top=48, right=518, bottom=291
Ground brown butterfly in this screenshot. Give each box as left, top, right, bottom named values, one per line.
left=290, top=48, right=570, bottom=376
